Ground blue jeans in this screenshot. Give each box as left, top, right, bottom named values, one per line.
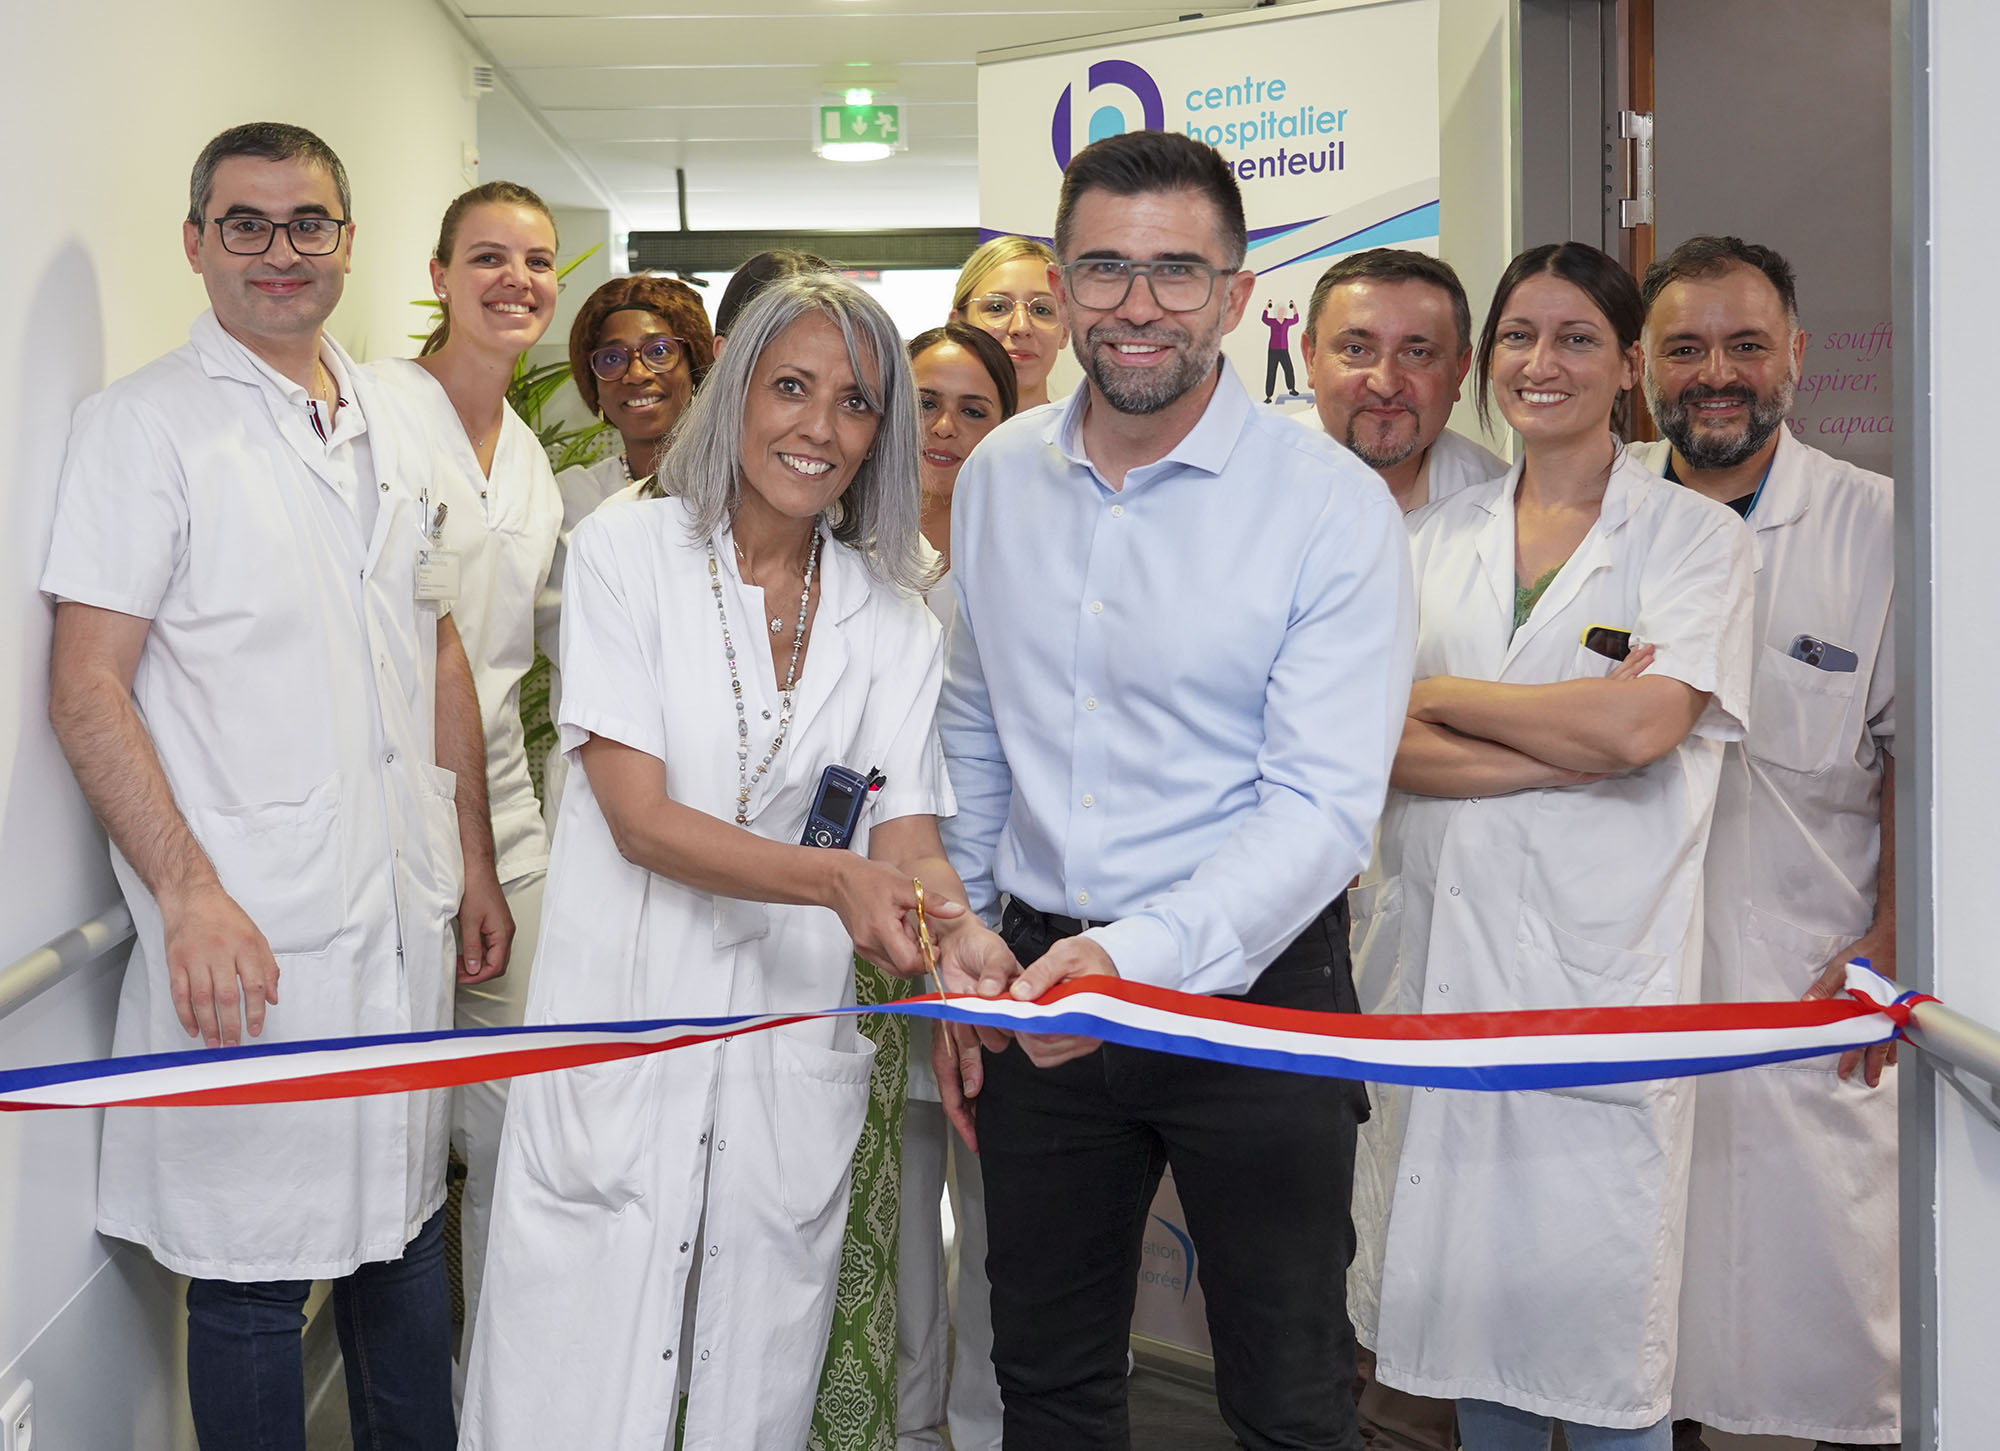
left=185, top=1206, right=454, bottom=1451
left=1458, top=1399, right=1672, bottom=1451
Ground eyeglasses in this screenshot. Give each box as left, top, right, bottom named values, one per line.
left=205, top=215, right=351, bottom=256
left=589, top=335, right=687, bottom=382
left=1063, top=259, right=1229, bottom=314
left=968, top=293, right=1063, bottom=332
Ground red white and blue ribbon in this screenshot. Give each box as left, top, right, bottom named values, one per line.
left=0, top=963, right=1920, bottom=1112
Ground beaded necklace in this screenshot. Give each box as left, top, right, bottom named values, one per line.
left=708, top=528, right=822, bottom=825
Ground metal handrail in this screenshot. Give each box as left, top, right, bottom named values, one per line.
left=0, top=903, right=134, bottom=1021
left=1906, top=999, right=2000, bottom=1129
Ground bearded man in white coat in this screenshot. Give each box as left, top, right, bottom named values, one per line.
left=1633, top=236, right=1898, bottom=1451
left=43, top=122, right=509, bottom=1451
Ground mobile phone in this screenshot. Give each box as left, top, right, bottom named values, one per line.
left=1789, top=634, right=1859, bottom=673
left=1582, top=625, right=1634, bottom=662
left=800, top=764, right=879, bottom=849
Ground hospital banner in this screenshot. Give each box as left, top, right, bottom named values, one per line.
left=977, top=0, right=1441, bottom=393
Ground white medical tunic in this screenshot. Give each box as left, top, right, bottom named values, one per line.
left=40, top=312, right=463, bottom=1280
left=1351, top=450, right=1755, bottom=1427
left=369, top=359, right=560, bottom=885
left=535, top=453, right=643, bottom=820
left=1421, top=428, right=1508, bottom=512
left=461, top=494, right=953, bottom=1451
left=1630, top=435, right=1900, bottom=1442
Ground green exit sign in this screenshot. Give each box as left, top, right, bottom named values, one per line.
left=819, top=103, right=902, bottom=146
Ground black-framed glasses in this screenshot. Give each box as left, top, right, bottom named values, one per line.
left=589, top=334, right=687, bottom=382
left=968, top=293, right=1063, bottom=332
left=206, top=215, right=351, bottom=256
left=1063, top=259, right=1229, bottom=313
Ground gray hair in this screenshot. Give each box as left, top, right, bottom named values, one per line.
left=660, top=272, right=931, bottom=595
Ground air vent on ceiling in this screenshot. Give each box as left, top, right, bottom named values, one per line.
left=467, top=63, right=497, bottom=99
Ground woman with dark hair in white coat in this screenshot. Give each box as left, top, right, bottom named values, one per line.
left=1350, top=242, right=1756, bottom=1451
left=460, top=274, right=1017, bottom=1451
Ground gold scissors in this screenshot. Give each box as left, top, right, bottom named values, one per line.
left=913, top=878, right=947, bottom=999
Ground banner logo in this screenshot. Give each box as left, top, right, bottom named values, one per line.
left=1051, top=59, right=1165, bottom=169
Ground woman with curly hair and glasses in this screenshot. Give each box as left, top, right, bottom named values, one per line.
left=533, top=276, right=716, bottom=817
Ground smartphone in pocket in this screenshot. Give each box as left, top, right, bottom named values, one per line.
left=1789, top=634, right=1859, bottom=673
left=1582, top=625, right=1634, bottom=663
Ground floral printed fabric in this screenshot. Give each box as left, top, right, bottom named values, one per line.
left=808, top=957, right=911, bottom=1451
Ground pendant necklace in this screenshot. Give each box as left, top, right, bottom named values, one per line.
left=735, top=538, right=793, bottom=633
left=710, top=529, right=822, bottom=824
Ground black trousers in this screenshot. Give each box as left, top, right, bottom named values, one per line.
left=1265, top=348, right=1297, bottom=397
left=979, top=900, right=1368, bottom=1451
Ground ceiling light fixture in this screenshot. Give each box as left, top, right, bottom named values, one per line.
left=845, top=87, right=874, bottom=106
left=820, top=141, right=896, bottom=163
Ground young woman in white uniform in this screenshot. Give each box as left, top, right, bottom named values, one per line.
left=1349, top=243, right=1756, bottom=1451
left=366, top=181, right=564, bottom=1350
left=888, top=321, right=1016, bottom=1449
left=534, top=276, right=715, bottom=817
left=460, top=275, right=1018, bottom=1451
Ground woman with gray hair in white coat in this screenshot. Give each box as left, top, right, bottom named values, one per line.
left=460, top=274, right=1018, bottom=1451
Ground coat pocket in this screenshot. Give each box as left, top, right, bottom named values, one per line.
left=1517, top=904, right=1676, bottom=1110
left=769, top=1031, right=878, bottom=1228
left=515, top=1057, right=662, bottom=1212
left=1747, top=644, right=1860, bottom=776
left=185, top=774, right=345, bottom=956
left=1743, top=906, right=1857, bottom=1074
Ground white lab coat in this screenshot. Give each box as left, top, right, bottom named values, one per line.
left=461, top=494, right=953, bottom=1451
left=1420, top=427, right=1508, bottom=513
left=1629, top=435, right=1900, bottom=1442
left=40, top=312, right=463, bottom=1280
left=1350, top=449, right=1755, bottom=1427
left=535, top=453, right=643, bottom=820
left=369, top=359, right=561, bottom=886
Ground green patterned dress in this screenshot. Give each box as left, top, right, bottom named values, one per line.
left=807, top=956, right=912, bottom=1451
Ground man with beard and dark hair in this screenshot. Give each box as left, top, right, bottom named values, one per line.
left=931, top=127, right=1414, bottom=1450
left=1300, top=248, right=1504, bottom=516
left=1635, top=236, right=1899, bottom=1451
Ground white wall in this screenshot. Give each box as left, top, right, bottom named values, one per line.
left=0, top=2, right=478, bottom=1442
left=1915, top=2, right=2000, bottom=1444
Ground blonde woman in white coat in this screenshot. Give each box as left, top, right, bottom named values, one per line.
left=462, top=275, right=1018, bottom=1451
left=1350, top=243, right=1755, bottom=1451
left=366, top=181, right=564, bottom=1357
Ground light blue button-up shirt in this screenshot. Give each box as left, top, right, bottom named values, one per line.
left=939, top=359, right=1416, bottom=996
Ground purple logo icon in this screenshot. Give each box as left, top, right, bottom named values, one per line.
left=1051, top=59, right=1166, bottom=169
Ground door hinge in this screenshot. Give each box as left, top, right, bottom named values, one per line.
left=1619, top=110, right=1655, bottom=229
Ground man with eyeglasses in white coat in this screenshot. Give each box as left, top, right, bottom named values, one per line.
left=42, top=121, right=507, bottom=1451
left=1632, top=235, right=1898, bottom=1451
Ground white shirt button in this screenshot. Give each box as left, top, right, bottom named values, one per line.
left=1084, top=697, right=1098, bottom=711
left=1438, top=983, right=1450, bottom=994
left=1090, top=601, right=1104, bottom=614
left=1449, top=885, right=1461, bottom=896
left=1076, top=891, right=1091, bottom=907
left=1082, top=794, right=1095, bottom=807
left=1110, top=504, right=1125, bottom=517
left=1409, top=1174, right=1422, bottom=1185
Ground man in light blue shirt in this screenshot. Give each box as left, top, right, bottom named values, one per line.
left=934, top=130, right=1415, bottom=1451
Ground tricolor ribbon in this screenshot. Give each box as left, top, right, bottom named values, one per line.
left=0, top=963, right=1918, bottom=1112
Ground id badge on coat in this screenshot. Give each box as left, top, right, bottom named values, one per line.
left=415, top=548, right=461, bottom=602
